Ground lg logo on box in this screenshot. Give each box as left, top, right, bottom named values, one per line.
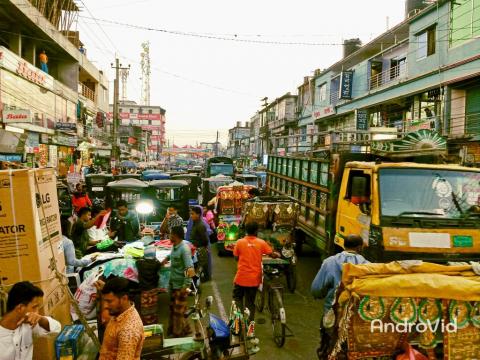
left=36, top=193, right=51, bottom=208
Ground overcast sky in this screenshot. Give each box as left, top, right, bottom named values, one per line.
left=79, top=0, right=406, bottom=146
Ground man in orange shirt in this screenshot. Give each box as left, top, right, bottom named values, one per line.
left=233, top=222, right=279, bottom=320
left=98, top=277, right=144, bottom=360
left=39, top=50, right=48, bottom=73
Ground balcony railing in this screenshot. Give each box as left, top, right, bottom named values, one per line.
left=369, top=62, right=407, bottom=90
left=79, top=82, right=95, bottom=102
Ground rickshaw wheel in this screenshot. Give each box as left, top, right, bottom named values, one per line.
left=286, top=264, right=297, bottom=293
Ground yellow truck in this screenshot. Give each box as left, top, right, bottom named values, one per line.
left=267, top=130, right=480, bottom=261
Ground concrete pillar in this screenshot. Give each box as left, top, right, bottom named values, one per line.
left=24, top=41, right=36, bottom=66
left=9, top=32, right=21, bottom=56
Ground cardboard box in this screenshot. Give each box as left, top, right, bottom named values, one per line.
left=0, top=168, right=65, bottom=285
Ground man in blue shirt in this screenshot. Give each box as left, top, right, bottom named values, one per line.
left=311, top=234, right=369, bottom=358
left=109, top=200, right=140, bottom=243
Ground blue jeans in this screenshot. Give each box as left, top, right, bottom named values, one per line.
left=40, top=62, right=48, bottom=73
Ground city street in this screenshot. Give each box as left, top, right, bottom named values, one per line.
left=156, top=245, right=323, bottom=360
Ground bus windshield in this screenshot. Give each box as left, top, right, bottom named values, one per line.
left=379, top=168, right=480, bottom=218
left=210, top=164, right=234, bottom=176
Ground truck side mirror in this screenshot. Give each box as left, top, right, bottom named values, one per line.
left=351, top=177, right=369, bottom=206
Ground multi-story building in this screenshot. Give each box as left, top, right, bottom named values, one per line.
left=227, top=121, right=250, bottom=158
left=0, top=0, right=109, bottom=169
left=109, top=100, right=166, bottom=161
left=285, top=0, right=480, bottom=164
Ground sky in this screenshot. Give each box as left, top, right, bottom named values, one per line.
left=78, top=0, right=406, bottom=146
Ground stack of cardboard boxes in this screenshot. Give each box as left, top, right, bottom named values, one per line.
left=0, top=168, right=71, bottom=359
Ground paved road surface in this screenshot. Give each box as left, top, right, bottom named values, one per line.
left=157, top=245, right=323, bottom=360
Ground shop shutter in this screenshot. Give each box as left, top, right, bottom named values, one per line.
left=466, top=86, right=480, bottom=135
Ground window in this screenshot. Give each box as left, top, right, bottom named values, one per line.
left=417, top=26, right=436, bottom=60
left=330, top=76, right=340, bottom=105
left=149, top=109, right=153, bottom=114
left=450, top=0, right=480, bottom=47
left=138, top=108, right=143, bottom=114
left=130, top=108, right=133, bottom=113
left=317, top=83, right=327, bottom=102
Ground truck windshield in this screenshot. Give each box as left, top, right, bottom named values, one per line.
left=210, top=164, right=233, bottom=176
left=379, top=168, right=480, bottom=218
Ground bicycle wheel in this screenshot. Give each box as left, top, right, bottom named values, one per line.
left=255, top=287, right=265, bottom=313
left=270, top=288, right=286, bottom=347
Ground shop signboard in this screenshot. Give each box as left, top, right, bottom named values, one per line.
left=313, top=105, right=336, bottom=120
left=2, top=109, right=32, bottom=124
left=356, top=109, right=369, bottom=131
left=52, top=134, right=78, bottom=147
left=55, top=122, right=77, bottom=131
left=340, top=70, right=354, bottom=100
left=0, top=46, right=54, bottom=90
left=0, top=153, right=22, bottom=162
left=26, top=132, right=40, bottom=148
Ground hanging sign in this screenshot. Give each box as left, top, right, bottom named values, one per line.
left=340, top=70, right=354, bottom=100
left=356, top=109, right=369, bottom=131
left=2, top=109, right=32, bottom=123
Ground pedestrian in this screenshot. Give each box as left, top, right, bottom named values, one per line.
left=109, top=200, right=141, bottom=243
left=39, top=50, right=48, bottom=73
left=72, top=183, right=92, bottom=214
left=97, top=277, right=144, bottom=360
left=203, top=204, right=217, bottom=244
left=310, top=234, right=369, bottom=358
left=232, top=221, right=279, bottom=321
left=0, top=281, right=61, bottom=360
left=159, top=205, right=184, bottom=238
left=186, top=206, right=212, bottom=281
left=71, top=207, right=107, bottom=258
left=61, top=216, right=95, bottom=273
left=162, top=226, right=195, bottom=337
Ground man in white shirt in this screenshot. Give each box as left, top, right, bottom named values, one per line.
left=0, top=281, right=61, bottom=360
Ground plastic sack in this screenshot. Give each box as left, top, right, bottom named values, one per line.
left=396, top=344, right=428, bottom=360
left=72, top=267, right=103, bottom=320
left=209, top=313, right=230, bottom=339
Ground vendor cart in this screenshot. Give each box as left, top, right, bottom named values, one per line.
left=215, top=183, right=254, bottom=255
left=242, top=196, right=299, bottom=292
left=324, top=261, right=480, bottom=360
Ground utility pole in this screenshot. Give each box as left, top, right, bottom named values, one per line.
left=111, top=59, right=130, bottom=166
left=215, top=131, right=219, bottom=156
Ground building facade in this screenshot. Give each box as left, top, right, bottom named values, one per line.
left=108, top=100, right=166, bottom=161
left=0, top=0, right=110, bottom=171
left=235, top=0, right=479, bottom=166
left=227, top=121, right=250, bottom=158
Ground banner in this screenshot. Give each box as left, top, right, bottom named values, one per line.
left=2, top=109, right=32, bottom=123
left=356, top=109, right=369, bottom=131
left=55, top=122, right=77, bottom=131
left=340, top=70, right=354, bottom=100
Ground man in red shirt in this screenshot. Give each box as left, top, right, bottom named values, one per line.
left=233, top=222, right=279, bottom=320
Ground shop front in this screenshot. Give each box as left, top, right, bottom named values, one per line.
left=0, top=46, right=77, bottom=168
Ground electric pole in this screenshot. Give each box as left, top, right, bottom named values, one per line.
left=111, top=59, right=130, bottom=166
left=215, top=131, right=219, bottom=156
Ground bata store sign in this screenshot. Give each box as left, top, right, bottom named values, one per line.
left=0, top=46, right=54, bottom=90
left=2, top=109, right=32, bottom=123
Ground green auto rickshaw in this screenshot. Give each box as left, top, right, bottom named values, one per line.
left=147, top=180, right=190, bottom=221
left=171, top=173, right=201, bottom=205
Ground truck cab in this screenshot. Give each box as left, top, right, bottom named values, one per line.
left=336, top=162, right=480, bottom=262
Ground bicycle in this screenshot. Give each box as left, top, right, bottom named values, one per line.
left=255, top=258, right=293, bottom=347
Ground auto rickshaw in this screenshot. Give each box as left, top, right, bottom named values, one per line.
left=171, top=173, right=201, bottom=205
left=141, top=170, right=170, bottom=181
left=114, top=173, right=141, bottom=181
left=214, top=182, right=254, bottom=256
left=146, top=180, right=190, bottom=221
left=234, top=173, right=259, bottom=188
left=105, top=178, right=149, bottom=211
left=85, top=173, right=114, bottom=207
left=201, top=175, right=235, bottom=206
left=323, top=262, right=480, bottom=360
left=241, top=196, right=299, bottom=291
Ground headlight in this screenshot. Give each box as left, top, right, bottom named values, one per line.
left=281, top=247, right=294, bottom=259
left=136, top=200, right=154, bottom=214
